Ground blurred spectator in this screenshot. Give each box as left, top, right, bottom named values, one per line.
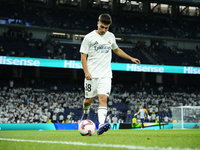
left=112, top=115, right=118, bottom=130
left=52, top=113, right=57, bottom=123
left=127, top=109, right=131, bottom=115
left=118, top=118, right=124, bottom=123
left=132, top=117, right=137, bottom=128
left=151, top=112, right=156, bottom=122
left=59, top=113, right=64, bottom=123
left=164, top=115, right=169, bottom=123
left=106, top=114, right=111, bottom=123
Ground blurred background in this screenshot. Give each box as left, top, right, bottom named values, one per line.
left=0, top=0, right=199, bottom=124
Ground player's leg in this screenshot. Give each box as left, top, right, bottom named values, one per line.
left=83, top=98, right=93, bottom=114
left=97, top=78, right=111, bottom=135
left=141, top=118, right=144, bottom=129
left=81, top=97, right=93, bottom=120
left=114, top=124, right=117, bottom=130
left=97, top=94, right=111, bottom=135
left=143, top=118, right=145, bottom=129
left=98, top=94, right=108, bottom=125
left=81, top=79, right=96, bottom=121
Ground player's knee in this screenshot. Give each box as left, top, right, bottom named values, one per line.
left=84, top=101, right=91, bottom=106
left=99, top=95, right=108, bottom=106
left=84, top=98, right=93, bottom=106
left=100, top=99, right=107, bottom=105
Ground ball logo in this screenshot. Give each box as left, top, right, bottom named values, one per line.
left=81, top=123, right=85, bottom=130
left=81, top=120, right=94, bottom=130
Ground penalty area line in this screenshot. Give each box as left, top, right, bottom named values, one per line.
left=0, top=138, right=198, bottom=150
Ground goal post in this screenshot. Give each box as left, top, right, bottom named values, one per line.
left=171, top=106, right=200, bottom=129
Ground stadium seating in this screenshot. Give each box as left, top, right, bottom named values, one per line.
left=1, top=34, right=199, bottom=66
left=156, top=47, right=198, bottom=66
left=0, top=3, right=199, bottom=39
left=0, top=80, right=199, bottom=124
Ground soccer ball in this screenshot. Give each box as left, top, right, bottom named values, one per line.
left=78, top=120, right=96, bottom=136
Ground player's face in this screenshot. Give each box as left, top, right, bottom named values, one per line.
left=97, top=22, right=110, bottom=35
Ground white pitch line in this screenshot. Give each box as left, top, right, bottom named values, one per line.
left=0, top=138, right=199, bottom=150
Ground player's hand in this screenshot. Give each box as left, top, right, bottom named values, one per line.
left=131, top=58, right=140, bottom=65
left=134, top=113, right=137, bottom=116
left=85, top=72, right=92, bottom=80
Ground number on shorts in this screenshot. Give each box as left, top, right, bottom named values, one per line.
left=85, top=83, right=91, bottom=92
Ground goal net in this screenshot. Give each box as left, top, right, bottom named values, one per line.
left=171, top=106, right=200, bottom=129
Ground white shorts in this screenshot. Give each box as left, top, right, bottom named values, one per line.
left=84, top=78, right=111, bottom=98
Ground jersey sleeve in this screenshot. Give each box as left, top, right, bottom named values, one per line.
left=111, top=34, right=118, bottom=50
left=80, top=35, right=90, bottom=54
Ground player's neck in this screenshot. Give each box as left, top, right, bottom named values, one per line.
left=95, top=30, right=99, bottom=34
left=96, top=30, right=102, bottom=36
left=95, top=30, right=107, bottom=36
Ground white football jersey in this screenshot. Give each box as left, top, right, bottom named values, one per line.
left=80, top=30, right=118, bottom=78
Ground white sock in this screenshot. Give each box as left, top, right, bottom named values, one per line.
left=98, top=107, right=107, bottom=126
left=83, top=104, right=90, bottom=114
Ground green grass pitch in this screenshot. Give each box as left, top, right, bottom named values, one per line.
left=0, top=129, right=200, bottom=150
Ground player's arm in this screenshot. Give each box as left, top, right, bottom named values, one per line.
left=145, top=109, right=150, bottom=119
left=113, top=48, right=140, bottom=65
left=81, top=53, right=92, bottom=80
left=134, top=109, right=140, bottom=116
left=145, top=109, right=149, bottom=116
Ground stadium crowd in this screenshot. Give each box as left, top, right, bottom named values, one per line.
left=126, top=91, right=200, bottom=122
left=0, top=85, right=123, bottom=124
left=0, top=83, right=200, bottom=124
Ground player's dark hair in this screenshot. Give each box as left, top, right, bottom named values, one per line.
left=98, top=14, right=112, bottom=25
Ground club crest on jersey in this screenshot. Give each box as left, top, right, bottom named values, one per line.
left=86, top=92, right=88, bottom=96
left=108, top=39, right=111, bottom=44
